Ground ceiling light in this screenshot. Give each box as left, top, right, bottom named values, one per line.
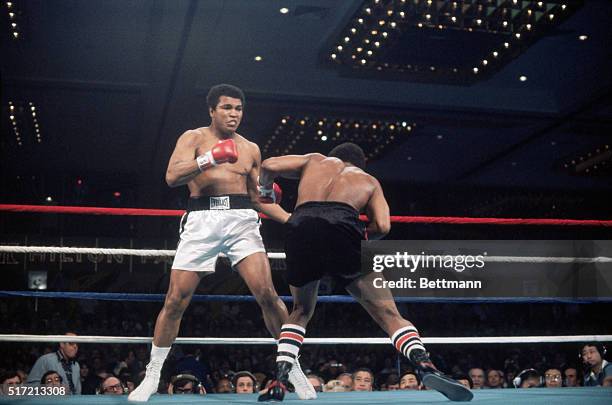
left=279, top=7, right=289, bottom=14
left=254, top=55, right=263, bottom=61
left=578, top=35, right=588, bottom=41
left=519, top=75, right=527, bottom=81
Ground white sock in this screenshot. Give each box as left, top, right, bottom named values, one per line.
left=149, top=344, right=170, bottom=371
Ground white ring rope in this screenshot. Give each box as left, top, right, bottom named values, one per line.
left=0, top=334, right=610, bottom=345
left=1, top=246, right=612, bottom=264
left=0, top=245, right=286, bottom=259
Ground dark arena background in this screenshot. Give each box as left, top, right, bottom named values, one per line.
left=1, top=1, right=611, bottom=404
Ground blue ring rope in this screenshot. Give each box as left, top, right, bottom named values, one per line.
left=0, top=291, right=610, bottom=304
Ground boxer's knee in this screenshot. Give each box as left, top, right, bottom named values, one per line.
left=163, top=290, right=191, bottom=319
left=254, top=286, right=280, bottom=310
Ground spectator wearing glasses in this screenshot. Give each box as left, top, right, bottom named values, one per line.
left=168, top=373, right=205, bottom=395
left=41, top=371, right=63, bottom=386
left=99, top=376, right=125, bottom=395
left=544, top=368, right=562, bottom=388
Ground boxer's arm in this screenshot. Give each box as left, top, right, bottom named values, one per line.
left=165, top=131, right=201, bottom=187
left=365, top=178, right=390, bottom=239
left=259, top=153, right=325, bottom=186
left=248, top=143, right=291, bottom=223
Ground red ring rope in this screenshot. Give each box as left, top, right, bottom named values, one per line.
left=1, top=204, right=610, bottom=226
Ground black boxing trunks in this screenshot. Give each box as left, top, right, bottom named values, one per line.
left=284, top=201, right=365, bottom=288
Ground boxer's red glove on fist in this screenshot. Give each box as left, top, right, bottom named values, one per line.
left=196, top=139, right=238, bottom=171
left=258, top=180, right=282, bottom=204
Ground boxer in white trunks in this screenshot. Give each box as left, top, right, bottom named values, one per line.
left=129, top=84, right=315, bottom=402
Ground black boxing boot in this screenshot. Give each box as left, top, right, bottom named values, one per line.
left=258, top=360, right=292, bottom=402
left=409, top=349, right=473, bottom=402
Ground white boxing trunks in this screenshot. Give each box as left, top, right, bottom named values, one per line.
left=172, top=195, right=266, bottom=272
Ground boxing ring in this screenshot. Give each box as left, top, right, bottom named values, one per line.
left=0, top=204, right=611, bottom=404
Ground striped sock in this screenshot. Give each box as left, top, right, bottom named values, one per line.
left=391, top=325, right=426, bottom=360
left=276, top=324, right=306, bottom=363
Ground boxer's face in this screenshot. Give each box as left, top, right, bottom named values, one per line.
left=210, top=96, right=242, bottom=134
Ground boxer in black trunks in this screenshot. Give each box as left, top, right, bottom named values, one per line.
left=257, top=142, right=472, bottom=402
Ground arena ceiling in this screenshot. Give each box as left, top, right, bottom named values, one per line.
left=1, top=0, right=611, bottom=202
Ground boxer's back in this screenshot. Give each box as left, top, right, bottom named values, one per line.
left=295, top=156, right=376, bottom=212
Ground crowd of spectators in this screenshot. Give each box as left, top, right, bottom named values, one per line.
left=1, top=298, right=610, bottom=396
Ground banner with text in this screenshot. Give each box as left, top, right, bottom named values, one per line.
left=360, top=240, right=612, bottom=298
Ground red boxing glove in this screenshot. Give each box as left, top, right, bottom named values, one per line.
left=196, top=139, right=238, bottom=171
left=258, top=182, right=282, bottom=204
